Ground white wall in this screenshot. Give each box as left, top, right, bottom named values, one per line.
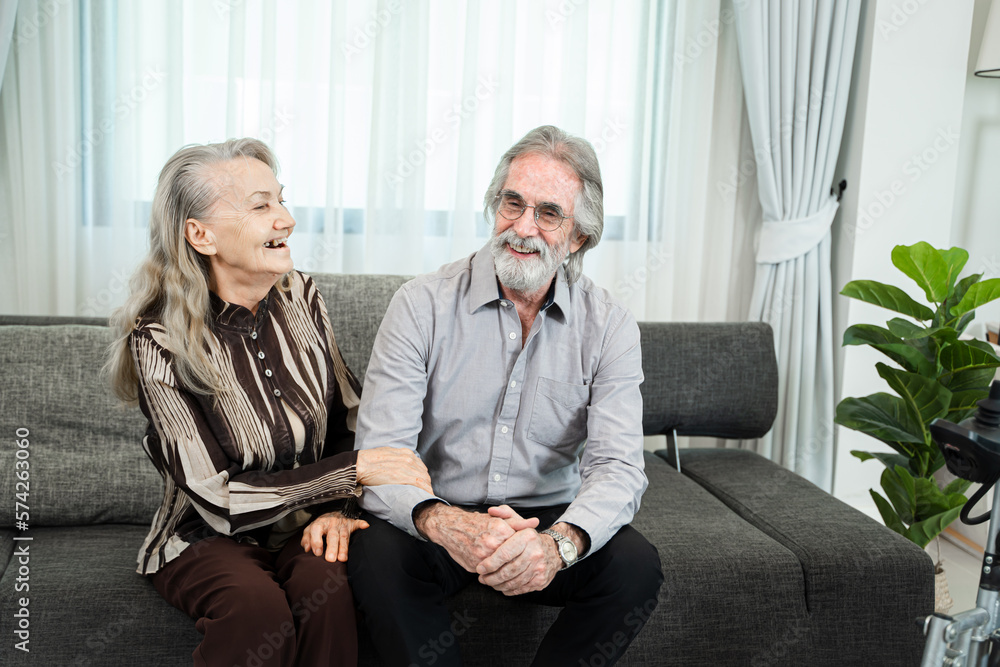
left=952, top=0, right=1000, bottom=334
left=831, top=0, right=975, bottom=514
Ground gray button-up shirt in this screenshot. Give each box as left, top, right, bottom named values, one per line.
left=356, top=245, right=647, bottom=553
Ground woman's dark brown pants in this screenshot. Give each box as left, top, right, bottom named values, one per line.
left=151, top=533, right=356, bottom=667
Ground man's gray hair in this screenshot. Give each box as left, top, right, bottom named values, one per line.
left=483, top=125, right=603, bottom=285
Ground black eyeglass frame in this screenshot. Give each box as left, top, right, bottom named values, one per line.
left=493, top=190, right=574, bottom=232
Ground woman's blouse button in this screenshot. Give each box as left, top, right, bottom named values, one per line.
left=251, top=331, right=258, bottom=340
left=258, top=351, right=265, bottom=360
left=265, top=369, right=273, bottom=378
left=273, top=389, right=281, bottom=397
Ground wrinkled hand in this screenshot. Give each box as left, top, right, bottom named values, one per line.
left=487, top=504, right=538, bottom=532
left=300, top=511, right=370, bottom=562
left=414, top=503, right=539, bottom=573
left=475, top=524, right=561, bottom=596
left=356, top=447, right=433, bottom=494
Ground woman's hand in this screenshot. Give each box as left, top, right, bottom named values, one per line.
left=301, top=511, right=370, bottom=562
left=356, top=447, right=433, bottom=494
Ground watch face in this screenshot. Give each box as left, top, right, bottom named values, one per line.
left=559, top=540, right=577, bottom=562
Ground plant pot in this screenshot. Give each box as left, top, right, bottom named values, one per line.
left=935, top=562, right=954, bottom=614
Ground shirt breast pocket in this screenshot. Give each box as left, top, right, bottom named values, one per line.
left=527, top=377, right=591, bottom=449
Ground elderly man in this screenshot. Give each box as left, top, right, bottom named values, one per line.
left=348, top=125, right=663, bottom=666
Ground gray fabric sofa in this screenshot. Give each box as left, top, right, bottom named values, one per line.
left=0, top=272, right=933, bottom=666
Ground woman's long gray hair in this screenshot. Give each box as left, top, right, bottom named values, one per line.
left=106, top=138, right=286, bottom=403
left=483, top=125, right=603, bottom=284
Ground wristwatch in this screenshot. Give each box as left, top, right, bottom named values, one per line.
left=541, top=528, right=579, bottom=568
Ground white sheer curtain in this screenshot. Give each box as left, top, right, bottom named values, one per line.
left=1, top=0, right=757, bottom=335
left=731, top=0, right=861, bottom=490
left=0, top=2, right=15, bottom=87
left=0, top=0, right=18, bottom=271
left=0, top=0, right=82, bottom=316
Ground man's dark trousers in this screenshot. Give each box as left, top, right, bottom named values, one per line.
left=348, top=505, right=664, bottom=667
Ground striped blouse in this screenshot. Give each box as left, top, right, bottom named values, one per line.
left=130, top=271, right=363, bottom=575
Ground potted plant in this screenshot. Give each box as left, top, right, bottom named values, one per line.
left=836, top=242, right=1000, bottom=607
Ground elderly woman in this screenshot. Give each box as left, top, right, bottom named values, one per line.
left=106, top=138, right=430, bottom=667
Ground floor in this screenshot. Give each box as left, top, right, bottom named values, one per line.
left=937, top=534, right=985, bottom=613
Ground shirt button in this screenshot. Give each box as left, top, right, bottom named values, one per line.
left=273, top=389, right=281, bottom=397
left=493, top=474, right=502, bottom=482
left=501, top=301, right=510, bottom=307
left=258, top=351, right=265, bottom=359
left=251, top=331, right=258, bottom=340
left=265, top=369, right=272, bottom=378
left=510, top=381, right=516, bottom=388
left=508, top=332, right=516, bottom=340
left=501, top=426, right=508, bottom=434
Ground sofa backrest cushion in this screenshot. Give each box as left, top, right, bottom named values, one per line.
left=0, top=323, right=158, bottom=527
left=639, top=322, right=777, bottom=439
left=310, top=273, right=410, bottom=382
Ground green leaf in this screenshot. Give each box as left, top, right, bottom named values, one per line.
left=941, top=340, right=1000, bottom=369
left=949, top=273, right=982, bottom=315
left=905, top=506, right=963, bottom=548
left=835, top=394, right=925, bottom=445
left=850, top=450, right=913, bottom=472
left=871, top=319, right=937, bottom=373
left=841, top=280, right=935, bottom=321
left=939, top=342, right=1000, bottom=392
left=914, top=476, right=961, bottom=519
left=942, top=368, right=997, bottom=393
left=917, top=447, right=949, bottom=479
left=876, top=363, right=951, bottom=432
left=967, top=338, right=1000, bottom=362
left=843, top=324, right=899, bottom=346
left=956, top=312, right=976, bottom=335
left=940, top=247, right=970, bottom=288
left=892, top=242, right=950, bottom=303
left=906, top=327, right=957, bottom=343
left=870, top=344, right=936, bottom=375
left=953, top=278, right=1000, bottom=316
left=871, top=490, right=907, bottom=537
left=924, top=329, right=959, bottom=365
left=885, top=320, right=955, bottom=365
left=948, top=389, right=990, bottom=420
left=882, top=466, right=917, bottom=525
left=942, top=477, right=972, bottom=496
left=886, top=318, right=923, bottom=338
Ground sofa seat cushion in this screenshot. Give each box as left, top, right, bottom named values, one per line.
left=613, top=453, right=810, bottom=665
left=0, top=525, right=198, bottom=666
left=671, top=448, right=933, bottom=665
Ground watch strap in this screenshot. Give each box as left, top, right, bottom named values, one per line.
left=541, top=528, right=577, bottom=567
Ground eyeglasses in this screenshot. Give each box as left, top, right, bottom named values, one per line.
left=494, top=191, right=573, bottom=232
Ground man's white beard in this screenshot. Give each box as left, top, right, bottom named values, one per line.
left=490, top=227, right=570, bottom=294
